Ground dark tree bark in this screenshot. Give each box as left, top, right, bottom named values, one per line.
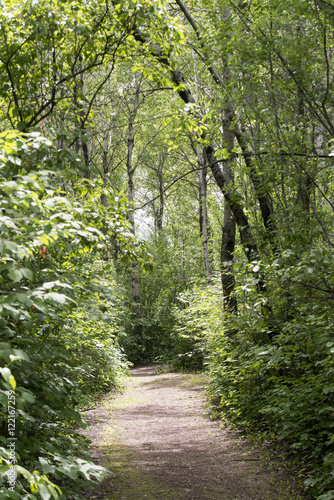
left=156, top=163, right=164, bottom=233
left=174, top=0, right=278, bottom=255
left=219, top=7, right=237, bottom=310
left=221, top=87, right=237, bottom=310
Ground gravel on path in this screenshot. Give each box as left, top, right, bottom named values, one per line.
left=81, top=366, right=305, bottom=500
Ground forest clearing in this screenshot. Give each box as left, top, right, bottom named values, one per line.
left=1, top=0, right=334, bottom=498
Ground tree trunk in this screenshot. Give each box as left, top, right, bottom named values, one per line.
left=73, top=56, right=90, bottom=179
left=101, top=125, right=109, bottom=207
left=126, top=78, right=142, bottom=337
left=219, top=8, right=237, bottom=310
left=233, top=123, right=276, bottom=248
left=198, top=147, right=212, bottom=284
left=221, top=92, right=237, bottom=308
left=152, top=154, right=165, bottom=234
left=192, top=49, right=212, bottom=284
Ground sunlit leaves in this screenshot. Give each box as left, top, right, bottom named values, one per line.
left=0, top=0, right=135, bottom=129
left=0, top=131, right=138, bottom=497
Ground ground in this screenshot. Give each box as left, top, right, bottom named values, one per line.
left=80, top=366, right=308, bottom=500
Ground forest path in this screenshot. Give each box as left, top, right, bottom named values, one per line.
left=82, top=366, right=304, bottom=500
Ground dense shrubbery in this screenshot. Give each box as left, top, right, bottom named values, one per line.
left=172, top=242, right=334, bottom=499
left=115, top=231, right=207, bottom=364
left=0, top=132, right=136, bottom=499
left=170, top=280, right=223, bottom=370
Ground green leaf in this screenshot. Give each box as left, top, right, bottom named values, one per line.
left=45, top=293, right=67, bottom=305
left=37, top=483, right=52, bottom=500
left=19, top=390, right=34, bottom=404
left=12, top=349, right=30, bottom=362
left=9, top=375, right=16, bottom=390
left=0, top=367, right=11, bottom=383
left=8, top=269, right=23, bottom=282
left=38, top=458, right=55, bottom=475
left=17, top=294, right=33, bottom=307
left=31, top=300, right=48, bottom=314
left=21, top=268, right=34, bottom=281
left=317, top=491, right=334, bottom=500
left=0, top=465, right=10, bottom=476
left=61, top=408, right=81, bottom=422
left=16, top=465, right=32, bottom=480
left=17, top=121, right=27, bottom=131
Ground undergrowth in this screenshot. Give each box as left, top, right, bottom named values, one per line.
left=171, top=243, right=334, bottom=500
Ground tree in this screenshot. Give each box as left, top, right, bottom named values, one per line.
left=2, top=0, right=334, bottom=497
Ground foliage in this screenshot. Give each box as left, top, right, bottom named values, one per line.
left=171, top=278, right=223, bottom=370
left=2, top=0, right=334, bottom=498
left=170, top=227, right=334, bottom=497
left=205, top=240, right=334, bottom=498
left=0, top=132, right=136, bottom=498
left=0, top=0, right=133, bottom=131
left=116, top=214, right=208, bottom=364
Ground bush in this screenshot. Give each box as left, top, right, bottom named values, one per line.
left=207, top=245, right=334, bottom=498
left=0, top=131, right=134, bottom=499
left=171, top=277, right=223, bottom=370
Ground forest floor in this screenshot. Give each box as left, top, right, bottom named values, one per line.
left=80, top=366, right=309, bottom=500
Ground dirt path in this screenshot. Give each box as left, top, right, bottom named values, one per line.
left=82, top=366, right=305, bottom=500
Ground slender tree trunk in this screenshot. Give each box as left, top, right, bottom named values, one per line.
left=73, top=56, right=90, bottom=179
left=198, top=147, right=212, bottom=284
left=233, top=124, right=276, bottom=246
left=156, top=161, right=164, bottom=233
left=192, top=49, right=212, bottom=284
left=219, top=8, right=237, bottom=310
left=126, top=78, right=142, bottom=337
left=221, top=97, right=237, bottom=308
left=101, top=127, right=109, bottom=207
left=99, top=113, right=120, bottom=260
left=99, top=126, right=119, bottom=260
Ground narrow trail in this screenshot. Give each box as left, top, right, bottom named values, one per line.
left=82, top=366, right=304, bottom=500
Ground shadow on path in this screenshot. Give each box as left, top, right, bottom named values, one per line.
left=82, top=367, right=306, bottom=500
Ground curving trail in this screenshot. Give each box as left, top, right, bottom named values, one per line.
left=82, top=366, right=304, bottom=500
